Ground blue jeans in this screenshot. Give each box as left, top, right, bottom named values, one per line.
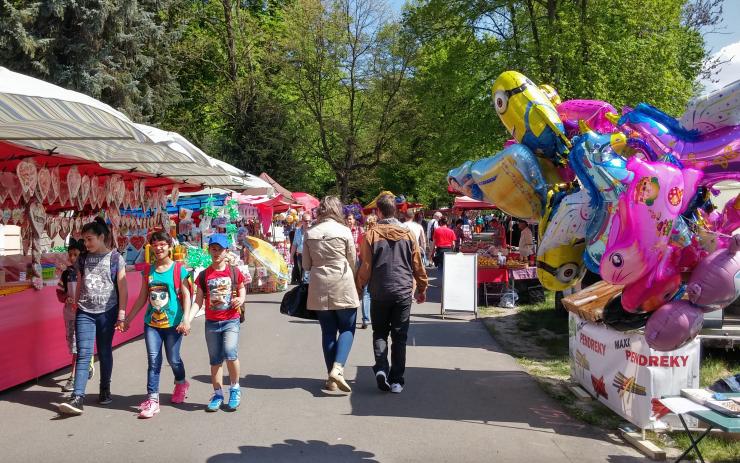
left=144, top=325, right=186, bottom=395
left=316, top=308, right=357, bottom=372
left=73, top=307, right=117, bottom=397
left=205, top=319, right=240, bottom=365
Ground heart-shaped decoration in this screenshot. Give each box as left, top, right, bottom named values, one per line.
left=139, top=180, right=147, bottom=205
left=49, top=218, right=60, bottom=239
left=76, top=194, right=85, bottom=211
left=0, top=185, right=7, bottom=205
left=1, top=209, right=11, bottom=224
left=67, top=166, right=81, bottom=199
left=130, top=235, right=146, bottom=251
left=106, top=178, right=115, bottom=206
left=51, top=167, right=60, bottom=202
left=28, top=201, right=46, bottom=236
left=79, top=175, right=91, bottom=206
left=116, top=234, right=128, bottom=250
left=74, top=217, right=82, bottom=233
left=89, top=178, right=99, bottom=208
left=115, top=180, right=125, bottom=207
left=107, top=207, right=121, bottom=228
left=60, top=217, right=70, bottom=237
left=12, top=208, right=24, bottom=225
left=170, top=186, right=180, bottom=206
left=7, top=173, right=22, bottom=206
left=58, top=181, right=70, bottom=206
left=133, top=180, right=140, bottom=205
left=16, top=160, right=38, bottom=194
left=36, top=167, right=51, bottom=204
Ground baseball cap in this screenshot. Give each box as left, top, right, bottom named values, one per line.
left=208, top=234, right=230, bottom=249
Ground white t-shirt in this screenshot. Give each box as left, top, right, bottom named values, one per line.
left=403, top=221, right=426, bottom=250
left=426, top=219, right=438, bottom=243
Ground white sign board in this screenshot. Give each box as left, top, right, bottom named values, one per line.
left=441, top=252, right=477, bottom=316
left=569, top=313, right=700, bottom=430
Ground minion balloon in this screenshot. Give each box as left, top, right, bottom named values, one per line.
left=492, top=71, right=570, bottom=164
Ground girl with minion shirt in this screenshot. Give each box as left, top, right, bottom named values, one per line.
left=121, top=231, right=192, bottom=419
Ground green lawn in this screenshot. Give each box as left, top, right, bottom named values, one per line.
left=479, top=293, right=740, bottom=461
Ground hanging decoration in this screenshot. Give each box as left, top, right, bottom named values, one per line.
left=50, top=166, right=60, bottom=204
left=36, top=167, right=51, bottom=204
left=67, top=166, right=81, bottom=199
left=225, top=199, right=240, bottom=221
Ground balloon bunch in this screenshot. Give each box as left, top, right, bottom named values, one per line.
left=448, top=71, right=740, bottom=351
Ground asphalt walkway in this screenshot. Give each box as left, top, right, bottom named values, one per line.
left=0, top=270, right=648, bottom=462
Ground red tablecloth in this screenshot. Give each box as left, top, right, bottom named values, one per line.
left=477, top=267, right=508, bottom=284
left=0, top=272, right=145, bottom=392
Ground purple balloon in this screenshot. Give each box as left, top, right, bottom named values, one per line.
left=644, top=301, right=703, bottom=352
left=687, top=234, right=740, bottom=311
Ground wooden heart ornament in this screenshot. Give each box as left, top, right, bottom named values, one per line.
left=67, top=166, right=81, bottom=199
left=16, top=160, right=38, bottom=194
left=37, top=167, right=51, bottom=204
left=28, top=201, right=46, bottom=236
left=79, top=175, right=91, bottom=207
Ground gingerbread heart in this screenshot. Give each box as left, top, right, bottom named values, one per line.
left=60, top=217, right=70, bottom=237
left=79, top=175, right=91, bottom=207
left=139, top=180, right=147, bottom=205
left=37, top=167, right=51, bottom=204
left=115, top=180, right=125, bottom=207
left=51, top=167, right=60, bottom=203
left=16, top=160, right=38, bottom=194
left=12, top=208, right=24, bottom=225
left=1, top=209, right=10, bottom=224
left=58, top=181, right=70, bottom=206
left=28, top=201, right=46, bottom=236
left=67, top=166, right=81, bottom=199
left=130, top=235, right=146, bottom=251
left=6, top=173, right=22, bottom=206
left=107, top=207, right=121, bottom=228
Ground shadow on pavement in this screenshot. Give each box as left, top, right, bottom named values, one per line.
left=348, top=366, right=617, bottom=443
left=207, top=439, right=378, bottom=463
left=244, top=374, right=346, bottom=398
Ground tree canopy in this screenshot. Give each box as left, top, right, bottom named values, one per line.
left=0, top=0, right=723, bottom=205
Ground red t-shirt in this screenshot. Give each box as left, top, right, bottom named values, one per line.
left=201, top=266, right=245, bottom=321
left=433, top=226, right=456, bottom=248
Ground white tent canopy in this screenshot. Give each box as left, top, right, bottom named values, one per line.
left=0, top=67, right=272, bottom=192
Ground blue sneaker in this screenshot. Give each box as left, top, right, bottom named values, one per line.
left=206, top=393, right=223, bottom=412
left=226, top=387, right=241, bottom=412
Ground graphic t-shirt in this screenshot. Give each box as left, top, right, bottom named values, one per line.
left=145, top=262, right=189, bottom=329
left=202, top=266, right=245, bottom=321
left=77, top=251, right=126, bottom=314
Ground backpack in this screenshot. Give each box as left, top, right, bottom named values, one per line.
left=78, top=250, right=121, bottom=301
left=196, top=265, right=246, bottom=323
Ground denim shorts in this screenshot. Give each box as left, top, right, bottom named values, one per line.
left=204, top=319, right=240, bottom=365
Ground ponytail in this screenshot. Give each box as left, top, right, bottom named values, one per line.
left=81, top=217, right=112, bottom=248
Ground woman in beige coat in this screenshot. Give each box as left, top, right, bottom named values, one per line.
left=302, top=196, right=360, bottom=392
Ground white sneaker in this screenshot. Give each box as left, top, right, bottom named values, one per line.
left=390, top=383, right=403, bottom=394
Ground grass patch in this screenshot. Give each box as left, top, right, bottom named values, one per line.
left=480, top=292, right=740, bottom=461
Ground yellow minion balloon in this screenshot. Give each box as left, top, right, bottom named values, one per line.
left=492, top=71, right=570, bottom=163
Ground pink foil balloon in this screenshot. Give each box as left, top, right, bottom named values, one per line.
left=557, top=99, right=618, bottom=136
left=621, top=246, right=682, bottom=313
left=600, top=157, right=702, bottom=286
left=644, top=301, right=704, bottom=352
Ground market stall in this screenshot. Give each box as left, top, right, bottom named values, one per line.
left=0, top=69, right=269, bottom=391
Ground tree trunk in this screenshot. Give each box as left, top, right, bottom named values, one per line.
left=337, top=172, right=350, bottom=203
left=524, top=0, right=543, bottom=74
left=222, top=0, right=238, bottom=83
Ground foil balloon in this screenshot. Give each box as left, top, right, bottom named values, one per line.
left=448, top=144, right=547, bottom=220
left=619, top=103, right=740, bottom=185
left=621, top=246, right=682, bottom=313
left=568, top=125, right=631, bottom=272
left=717, top=193, right=740, bottom=235
left=600, top=157, right=701, bottom=286
left=557, top=99, right=618, bottom=137
left=644, top=301, right=703, bottom=352
left=680, top=79, right=740, bottom=132
left=687, top=234, right=740, bottom=311
left=491, top=71, right=570, bottom=163
left=536, top=188, right=593, bottom=290
left=539, top=84, right=562, bottom=106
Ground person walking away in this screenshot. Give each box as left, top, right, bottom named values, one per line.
left=192, top=234, right=247, bottom=412
left=518, top=221, right=535, bottom=263
left=291, top=213, right=312, bottom=282
left=426, top=212, right=441, bottom=267
left=453, top=219, right=465, bottom=252
left=432, top=217, right=456, bottom=274
left=346, top=214, right=370, bottom=329
left=56, top=239, right=89, bottom=392
left=357, top=195, right=428, bottom=394
left=304, top=197, right=360, bottom=392
left=121, top=232, right=193, bottom=419
left=58, top=218, right=127, bottom=415
left=412, top=212, right=429, bottom=266
left=403, top=211, right=427, bottom=260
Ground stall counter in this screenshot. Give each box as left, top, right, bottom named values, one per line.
left=0, top=271, right=145, bottom=392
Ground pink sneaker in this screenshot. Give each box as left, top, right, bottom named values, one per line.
left=171, top=381, right=190, bottom=404
left=138, top=399, right=160, bottom=419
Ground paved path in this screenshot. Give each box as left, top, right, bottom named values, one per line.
left=0, top=271, right=648, bottom=462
